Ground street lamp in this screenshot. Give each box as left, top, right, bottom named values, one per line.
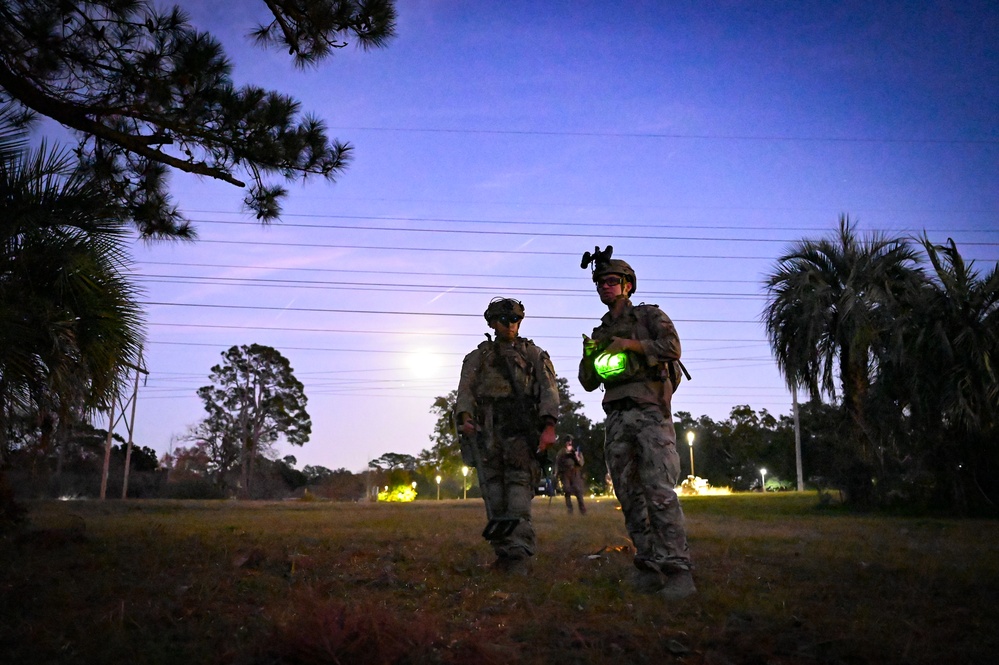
left=686, top=430, right=695, bottom=478
left=435, top=474, right=442, bottom=500
left=760, top=468, right=767, bottom=492
left=461, top=466, right=469, bottom=499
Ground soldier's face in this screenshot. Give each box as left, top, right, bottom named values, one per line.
left=489, top=316, right=521, bottom=342
left=596, top=274, right=630, bottom=305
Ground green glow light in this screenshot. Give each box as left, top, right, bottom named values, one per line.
left=594, top=351, right=628, bottom=379
left=378, top=485, right=417, bottom=502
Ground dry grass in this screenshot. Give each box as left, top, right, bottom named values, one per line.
left=1, top=493, right=996, bottom=664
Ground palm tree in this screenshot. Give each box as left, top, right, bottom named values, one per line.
left=885, top=236, right=999, bottom=512
left=762, top=216, right=922, bottom=502
left=0, top=102, right=145, bottom=472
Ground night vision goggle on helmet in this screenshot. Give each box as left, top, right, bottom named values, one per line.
left=580, top=245, right=637, bottom=294
left=483, top=297, right=525, bottom=323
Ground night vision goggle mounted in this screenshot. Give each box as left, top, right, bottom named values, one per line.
left=580, top=244, right=615, bottom=273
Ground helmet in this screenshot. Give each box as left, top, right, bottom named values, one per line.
left=593, top=258, right=637, bottom=294
left=581, top=245, right=637, bottom=294
left=483, top=297, right=525, bottom=323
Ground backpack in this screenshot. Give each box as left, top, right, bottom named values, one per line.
left=633, top=304, right=691, bottom=392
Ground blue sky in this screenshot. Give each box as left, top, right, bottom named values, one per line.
left=115, top=1, right=998, bottom=475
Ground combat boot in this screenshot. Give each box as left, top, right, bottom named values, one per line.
left=491, top=555, right=530, bottom=576
left=659, top=570, right=697, bottom=600
left=628, top=567, right=665, bottom=593
left=491, top=548, right=531, bottom=576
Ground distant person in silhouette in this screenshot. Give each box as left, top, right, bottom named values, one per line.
left=555, top=436, right=587, bottom=515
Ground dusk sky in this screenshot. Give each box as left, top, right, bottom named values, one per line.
left=112, top=1, right=998, bottom=476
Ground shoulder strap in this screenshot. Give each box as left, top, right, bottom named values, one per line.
left=633, top=304, right=692, bottom=388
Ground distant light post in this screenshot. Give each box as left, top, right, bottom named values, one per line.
left=686, top=430, right=695, bottom=478
left=436, top=474, right=442, bottom=500
left=760, top=468, right=767, bottom=492
left=461, top=466, right=469, bottom=499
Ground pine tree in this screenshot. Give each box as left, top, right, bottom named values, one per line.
left=0, top=0, right=397, bottom=238
left=196, top=344, right=311, bottom=498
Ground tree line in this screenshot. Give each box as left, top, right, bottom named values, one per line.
left=1, top=2, right=995, bottom=518
left=4, top=219, right=995, bottom=512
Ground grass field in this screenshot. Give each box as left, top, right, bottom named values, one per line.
left=2, top=492, right=997, bottom=664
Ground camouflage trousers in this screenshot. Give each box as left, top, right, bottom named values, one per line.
left=479, top=429, right=540, bottom=559
left=561, top=475, right=587, bottom=513
left=604, top=404, right=692, bottom=572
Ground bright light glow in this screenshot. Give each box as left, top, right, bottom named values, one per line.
left=378, top=485, right=417, bottom=502
left=593, top=352, right=628, bottom=379
left=407, top=349, right=445, bottom=377
left=678, top=476, right=731, bottom=496
left=686, top=430, right=696, bottom=476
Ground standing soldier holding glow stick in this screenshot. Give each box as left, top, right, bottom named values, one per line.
left=578, top=247, right=695, bottom=599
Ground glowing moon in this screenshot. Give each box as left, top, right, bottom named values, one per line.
left=407, top=349, right=444, bottom=377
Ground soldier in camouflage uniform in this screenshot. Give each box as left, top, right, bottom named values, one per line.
left=577, top=247, right=696, bottom=599
left=455, top=298, right=559, bottom=573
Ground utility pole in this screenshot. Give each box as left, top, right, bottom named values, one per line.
left=99, top=348, right=148, bottom=500
left=121, top=346, right=147, bottom=499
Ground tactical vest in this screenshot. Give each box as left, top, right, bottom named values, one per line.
left=591, top=304, right=686, bottom=391
left=474, top=340, right=540, bottom=432
left=590, top=307, right=657, bottom=386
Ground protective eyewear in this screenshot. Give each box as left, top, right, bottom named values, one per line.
left=493, top=314, right=522, bottom=325
left=596, top=275, right=624, bottom=288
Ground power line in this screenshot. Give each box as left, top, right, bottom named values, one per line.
left=149, top=339, right=772, bottom=362
left=183, top=216, right=999, bottom=247
left=183, top=210, right=999, bottom=235
left=142, top=301, right=761, bottom=323
left=329, top=125, right=999, bottom=145
left=190, top=239, right=781, bottom=261
left=134, top=260, right=758, bottom=284
left=147, top=323, right=767, bottom=344
left=134, top=274, right=766, bottom=300
left=254, top=197, right=999, bottom=218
